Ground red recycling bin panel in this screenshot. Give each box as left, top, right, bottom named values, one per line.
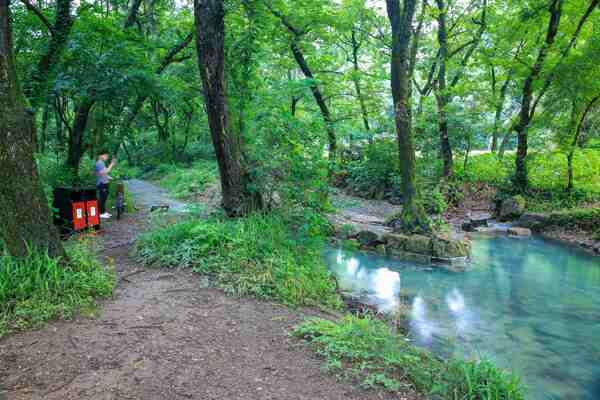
left=72, top=202, right=87, bottom=231
left=86, top=200, right=99, bottom=227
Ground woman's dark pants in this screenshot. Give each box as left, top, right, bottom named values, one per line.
left=98, top=183, right=109, bottom=214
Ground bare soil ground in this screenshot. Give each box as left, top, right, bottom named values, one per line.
left=0, top=193, right=418, bottom=400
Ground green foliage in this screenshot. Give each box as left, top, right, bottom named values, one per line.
left=135, top=211, right=341, bottom=308
left=0, top=241, right=115, bottom=336
left=456, top=151, right=600, bottom=211
left=422, top=185, right=448, bottom=215
left=454, top=153, right=512, bottom=186
left=294, top=316, right=525, bottom=399
left=148, top=160, right=218, bottom=199
left=342, top=139, right=401, bottom=200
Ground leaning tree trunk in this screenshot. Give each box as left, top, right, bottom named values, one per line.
left=267, top=5, right=337, bottom=168
left=25, top=0, right=74, bottom=110
left=194, top=0, right=261, bottom=217
left=290, top=40, right=337, bottom=166
left=350, top=29, right=370, bottom=133
left=0, top=0, right=65, bottom=258
left=386, top=0, right=430, bottom=234
left=513, top=0, right=562, bottom=189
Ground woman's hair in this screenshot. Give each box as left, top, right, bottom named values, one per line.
left=97, top=149, right=109, bottom=159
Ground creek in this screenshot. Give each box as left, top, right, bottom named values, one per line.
left=325, top=235, right=600, bottom=399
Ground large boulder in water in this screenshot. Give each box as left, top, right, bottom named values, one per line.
left=499, top=195, right=526, bottom=221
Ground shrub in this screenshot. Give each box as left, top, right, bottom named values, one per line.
left=343, top=139, right=402, bottom=199
left=294, top=316, right=525, bottom=399
left=0, top=241, right=115, bottom=336
left=135, top=211, right=341, bottom=308
left=546, top=208, right=600, bottom=231
left=422, top=185, right=448, bottom=214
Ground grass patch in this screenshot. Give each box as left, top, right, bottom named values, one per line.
left=135, top=211, right=341, bottom=308
left=146, top=160, right=217, bottom=199
left=294, top=316, right=525, bottom=399
left=0, top=241, right=115, bottom=336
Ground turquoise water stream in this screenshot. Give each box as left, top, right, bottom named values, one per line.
left=325, top=236, right=600, bottom=399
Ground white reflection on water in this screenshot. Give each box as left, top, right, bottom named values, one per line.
left=347, top=257, right=359, bottom=275
left=446, top=288, right=470, bottom=335
left=447, top=288, right=465, bottom=313
left=373, top=268, right=400, bottom=312
left=411, top=296, right=437, bottom=344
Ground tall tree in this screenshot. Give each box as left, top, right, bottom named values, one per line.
left=386, top=0, right=430, bottom=233
left=433, top=0, right=487, bottom=178
left=194, top=0, right=262, bottom=216
left=512, top=0, right=599, bottom=189
left=0, top=0, right=64, bottom=258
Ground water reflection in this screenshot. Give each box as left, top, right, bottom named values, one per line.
left=411, top=296, right=436, bottom=344
left=325, top=236, right=600, bottom=400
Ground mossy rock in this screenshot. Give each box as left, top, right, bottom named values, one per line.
left=382, top=233, right=410, bottom=249
left=499, top=195, right=526, bottom=221
left=404, top=235, right=432, bottom=255
left=431, top=236, right=471, bottom=258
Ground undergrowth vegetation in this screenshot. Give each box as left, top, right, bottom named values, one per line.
left=340, top=143, right=600, bottom=214
left=455, top=151, right=600, bottom=211
left=294, top=316, right=525, bottom=399
left=143, top=160, right=217, bottom=199
left=135, top=211, right=341, bottom=308
left=0, top=241, right=115, bottom=336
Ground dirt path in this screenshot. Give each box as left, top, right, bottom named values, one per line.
left=1, top=181, right=414, bottom=400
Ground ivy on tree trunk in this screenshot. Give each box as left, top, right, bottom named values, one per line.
left=0, top=0, right=65, bottom=259
left=386, top=0, right=430, bottom=234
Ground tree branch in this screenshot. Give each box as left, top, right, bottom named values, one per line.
left=19, top=0, right=54, bottom=35
left=530, top=0, right=600, bottom=119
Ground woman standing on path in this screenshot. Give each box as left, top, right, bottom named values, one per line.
left=95, top=150, right=116, bottom=219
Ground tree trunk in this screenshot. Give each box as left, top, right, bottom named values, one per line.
left=194, top=0, right=261, bottom=216
left=66, top=97, right=95, bottom=173
left=386, top=0, right=430, bottom=234
left=0, top=0, right=65, bottom=258
left=124, top=0, right=143, bottom=28
left=513, top=0, right=562, bottom=189
left=434, top=0, right=453, bottom=178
